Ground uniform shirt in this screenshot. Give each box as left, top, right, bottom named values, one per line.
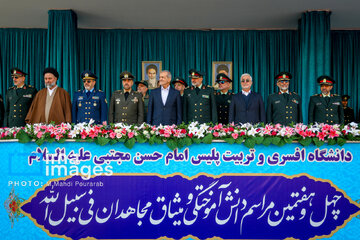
left=308, top=94, right=344, bottom=124
left=183, top=85, right=218, bottom=124
left=4, top=84, right=37, bottom=127
left=72, top=88, right=108, bottom=124
left=215, top=90, right=233, bottom=125
left=266, top=91, right=302, bottom=125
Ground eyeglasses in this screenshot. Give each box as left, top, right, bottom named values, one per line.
left=83, top=80, right=93, bottom=83
left=12, top=76, right=20, bottom=79
left=218, top=80, right=227, bottom=84
left=241, top=79, right=251, bottom=83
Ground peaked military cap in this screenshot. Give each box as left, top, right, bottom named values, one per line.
left=135, top=80, right=148, bottom=88
left=342, top=95, right=350, bottom=101
left=189, top=69, right=205, bottom=78
left=43, top=67, right=59, bottom=78
left=172, top=77, right=188, bottom=87
left=216, top=73, right=232, bottom=83
left=10, top=68, right=27, bottom=76
left=81, top=70, right=97, bottom=80
left=120, top=71, right=135, bottom=80
left=275, top=72, right=292, bottom=81
left=317, top=75, right=335, bottom=86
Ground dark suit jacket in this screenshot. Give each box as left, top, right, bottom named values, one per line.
left=147, top=87, right=182, bottom=125
left=229, top=91, right=265, bottom=124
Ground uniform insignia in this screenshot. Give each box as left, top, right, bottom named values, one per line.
left=78, top=96, right=84, bottom=100
left=94, top=103, right=97, bottom=107
left=124, top=74, right=129, bottom=78
left=192, top=72, right=195, bottom=76
left=274, top=100, right=280, bottom=104
left=188, top=93, right=191, bottom=97
left=202, top=95, right=209, bottom=99
left=85, top=73, right=89, bottom=77
left=333, top=102, right=340, bottom=105
left=14, top=70, right=17, bottom=74
left=23, top=94, right=32, bottom=98
left=79, top=103, right=82, bottom=107
left=292, top=99, right=299, bottom=104
left=92, top=96, right=99, bottom=99
left=227, top=100, right=231, bottom=104
left=132, top=97, right=138, bottom=103
left=116, top=98, right=121, bottom=104
left=105, top=99, right=108, bottom=104
left=316, top=103, right=322, bottom=105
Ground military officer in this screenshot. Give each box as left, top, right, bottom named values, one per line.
left=108, top=71, right=144, bottom=125
left=172, top=77, right=187, bottom=100
left=341, top=95, right=355, bottom=124
left=183, top=69, right=217, bottom=124
left=135, top=80, right=149, bottom=121
left=266, top=72, right=302, bottom=125
left=4, top=68, right=37, bottom=127
left=72, top=70, right=108, bottom=124
left=308, top=76, right=344, bottom=125
left=214, top=73, right=233, bottom=124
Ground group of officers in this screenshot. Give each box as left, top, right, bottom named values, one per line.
left=0, top=67, right=356, bottom=128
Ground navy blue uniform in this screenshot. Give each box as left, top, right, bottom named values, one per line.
left=72, top=89, right=108, bottom=124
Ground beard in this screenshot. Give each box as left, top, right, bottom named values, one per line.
left=46, top=82, right=56, bottom=88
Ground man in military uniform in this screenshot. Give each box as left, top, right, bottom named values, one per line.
left=172, top=77, right=187, bottom=102
left=108, top=71, right=144, bottom=125
left=4, top=68, right=37, bottom=127
left=72, top=70, right=108, bottom=124
left=341, top=95, right=355, bottom=124
left=214, top=73, right=233, bottom=124
left=308, top=76, right=344, bottom=125
left=183, top=69, right=217, bottom=124
left=266, top=72, right=302, bottom=125
left=135, top=80, right=149, bottom=121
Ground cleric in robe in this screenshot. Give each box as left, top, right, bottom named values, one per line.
left=26, top=68, right=72, bottom=124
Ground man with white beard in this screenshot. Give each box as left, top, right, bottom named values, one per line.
left=266, top=72, right=302, bottom=125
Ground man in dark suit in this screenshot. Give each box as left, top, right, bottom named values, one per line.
left=183, top=69, right=217, bottom=124
left=72, top=70, right=108, bottom=124
left=266, top=72, right=302, bottom=125
left=214, top=73, right=233, bottom=124
left=229, top=73, right=265, bottom=124
left=4, top=68, right=37, bottom=127
left=108, top=71, right=144, bottom=125
left=147, top=70, right=182, bottom=125
left=308, top=76, right=344, bottom=125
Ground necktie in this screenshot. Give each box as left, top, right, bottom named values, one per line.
left=86, top=91, right=90, bottom=98
left=125, top=92, right=129, bottom=101
left=195, top=87, right=200, bottom=94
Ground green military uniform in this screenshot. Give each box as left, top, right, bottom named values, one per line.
left=308, top=94, right=344, bottom=124
left=183, top=84, right=218, bottom=124
left=308, top=75, right=344, bottom=125
left=266, top=92, right=302, bottom=125
left=108, top=90, right=144, bottom=125
left=215, top=91, right=233, bottom=125
left=4, top=84, right=37, bottom=127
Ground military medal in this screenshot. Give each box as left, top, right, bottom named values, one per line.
left=94, top=103, right=97, bottom=106
left=132, top=97, right=138, bottom=103
left=79, top=103, right=82, bottom=107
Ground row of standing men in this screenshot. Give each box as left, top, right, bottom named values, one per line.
left=0, top=67, right=354, bottom=128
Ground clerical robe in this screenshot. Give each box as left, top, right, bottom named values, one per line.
left=25, top=87, right=72, bottom=124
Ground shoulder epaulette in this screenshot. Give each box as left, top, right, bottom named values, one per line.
left=98, top=89, right=103, bottom=92
left=332, top=94, right=339, bottom=96
left=292, top=92, right=298, bottom=95
left=77, top=89, right=82, bottom=92
left=312, top=94, right=320, bottom=97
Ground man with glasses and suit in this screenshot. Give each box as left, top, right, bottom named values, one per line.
left=72, top=70, right=108, bottom=124
left=229, top=73, right=265, bottom=124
